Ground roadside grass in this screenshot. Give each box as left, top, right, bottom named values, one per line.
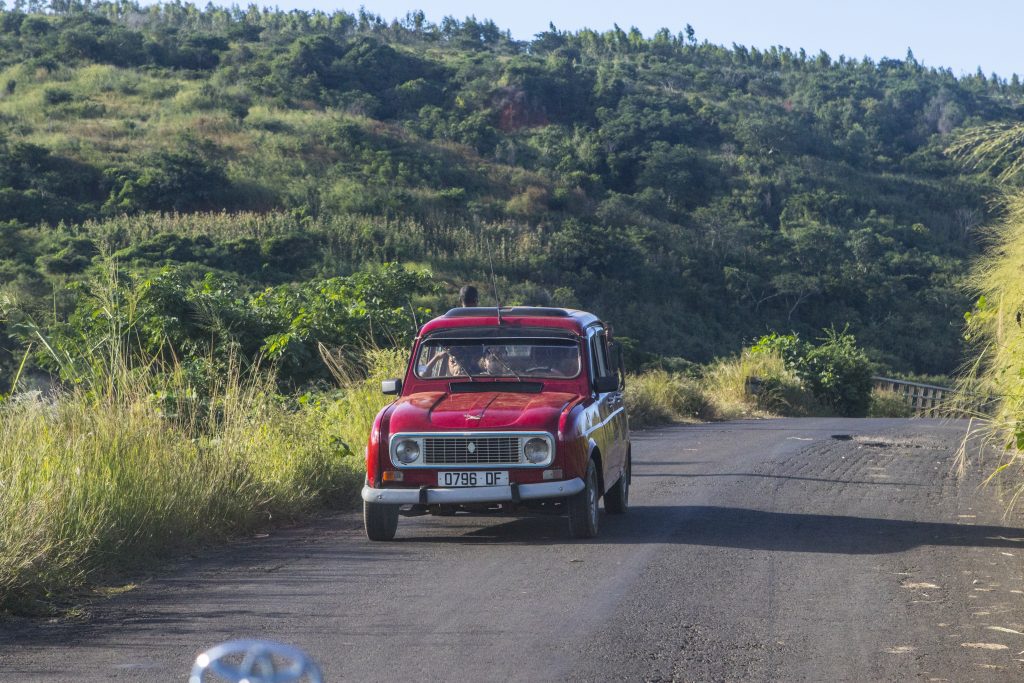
left=0, top=351, right=395, bottom=615
left=624, top=369, right=710, bottom=428
left=868, top=388, right=914, bottom=418
left=956, top=193, right=1024, bottom=500
left=625, top=349, right=827, bottom=428
left=701, top=348, right=824, bottom=419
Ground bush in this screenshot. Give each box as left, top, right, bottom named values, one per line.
left=752, top=328, right=874, bottom=417
left=103, top=143, right=234, bottom=214
left=702, top=347, right=817, bottom=419
left=42, top=86, right=73, bottom=105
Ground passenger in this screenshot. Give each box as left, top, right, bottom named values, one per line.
left=424, top=283, right=477, bottom=376
left=423, top=344, right=477, bottom=378
left=479, top=350, right=502, bottom=375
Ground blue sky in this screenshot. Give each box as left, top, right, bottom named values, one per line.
left=271, top=0, right=1022, bottom=79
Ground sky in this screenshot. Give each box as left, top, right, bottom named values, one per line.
left=268, top=0, right=1023, bottom=79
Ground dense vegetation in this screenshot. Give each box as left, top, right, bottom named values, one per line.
left=0, top=2, right=1019, bottom=386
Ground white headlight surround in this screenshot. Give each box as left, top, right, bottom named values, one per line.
left=394, top=438, right=422, bottom=464
left=523, top=436, right=551, bottom=464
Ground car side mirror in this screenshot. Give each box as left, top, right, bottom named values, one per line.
left=594, top=375, right=619, bottom=394
left=381, top=378, right=402, bottom=395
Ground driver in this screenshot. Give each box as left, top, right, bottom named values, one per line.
left=529, top=346, right=577, bottom=377
left=551, top=347, right=579, bottom=376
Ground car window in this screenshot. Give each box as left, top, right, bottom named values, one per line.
left=590, top=332, right=612, bottom=379
left=414, top=338, right=581, bottom=379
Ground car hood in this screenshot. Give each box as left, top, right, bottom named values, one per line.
left=388, top=389, right=578, bottom=432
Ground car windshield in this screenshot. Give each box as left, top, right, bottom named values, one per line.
left=414, top=338, right=581, bottom=379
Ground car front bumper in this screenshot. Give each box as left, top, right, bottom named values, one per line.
left=361, top=477, right=585, bottom=505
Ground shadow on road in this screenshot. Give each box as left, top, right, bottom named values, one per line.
left=400, top=505, right=1024, bottom=554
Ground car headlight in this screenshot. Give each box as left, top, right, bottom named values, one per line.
left=523, top=437, right=550, bottom=464
left=394, top=439, right=421, bottom=464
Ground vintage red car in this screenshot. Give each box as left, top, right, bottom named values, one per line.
left=361, top=306, right=631, bottom=540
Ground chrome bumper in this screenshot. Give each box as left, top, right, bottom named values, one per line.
left=361, top=477, right=585, bottom=505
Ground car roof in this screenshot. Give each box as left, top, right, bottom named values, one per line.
left=419, top=307, right=602, bottom=337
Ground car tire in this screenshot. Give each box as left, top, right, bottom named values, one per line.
left=568, top=459, right=600, bottom=538
left=604, top=451, right=630, bottom=515
left=364, top=500, right=399, bottom=541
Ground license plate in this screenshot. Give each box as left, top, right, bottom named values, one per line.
left=438, top=471, right=509, bottom=487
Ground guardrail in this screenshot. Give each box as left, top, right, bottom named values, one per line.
left=872, top=376, right=956, bottom=416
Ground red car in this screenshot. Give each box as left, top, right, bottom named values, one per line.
left=362, top=306, right=631, bottom=540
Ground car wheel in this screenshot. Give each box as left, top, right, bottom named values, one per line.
left=364, top=500, right=399, bottom=541
left=604, top=451, right=630, bottom=514
left=568, top=459, right=600, bottom=538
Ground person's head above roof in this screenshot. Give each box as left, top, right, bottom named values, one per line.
left=459, top=285, right=478, bottom=307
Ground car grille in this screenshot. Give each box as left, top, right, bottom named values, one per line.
left=423, top=436, right=521, bottom=465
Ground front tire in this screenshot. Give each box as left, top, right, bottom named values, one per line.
left=364, top=501, right=399, bottom=541
left=568, top=459, right=600, bottom=538
left=604, top=451, right=630, bottom=514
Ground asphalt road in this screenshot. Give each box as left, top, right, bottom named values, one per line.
left=3, top=418, right=1024, bottom=682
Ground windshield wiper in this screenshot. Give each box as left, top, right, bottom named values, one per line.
left=492, top=354, right=522, bottom=380
left=449, top=352, right=475, bottom=381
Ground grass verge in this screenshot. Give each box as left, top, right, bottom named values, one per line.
left=955, top=192, right=1024, bottom=504
left=0, top=353, right=398, bottom=615
left=625, top=348, right=826, bottom=428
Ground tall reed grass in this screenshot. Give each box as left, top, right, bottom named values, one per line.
left=624, top=369, right=710, bottom=427
left=624, top=349, right=822, bottom=428
left=0, top=348, right=395, bottom=614
left=956, top=193, right=1024, bottom=499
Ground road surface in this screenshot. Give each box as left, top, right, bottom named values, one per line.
left=2, top=418, right=1024, bottom=682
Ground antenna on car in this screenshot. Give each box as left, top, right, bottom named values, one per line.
left=484, top=233, right=504, bottom=325
left=406, top=300, right=420, bottom=333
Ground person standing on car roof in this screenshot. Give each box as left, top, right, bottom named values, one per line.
left=421, top=285, right=481, bottom=377
left=446, top=285, right=481, bottom=373
left=459, top=285, right=478, bottom=307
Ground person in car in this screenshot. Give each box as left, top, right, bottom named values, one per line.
left=526, top=346, right=578, bottom=377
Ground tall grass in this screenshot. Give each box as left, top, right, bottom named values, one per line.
left=625, top=349, right=824, bottom=428
left=701, top=348, right=823, bottom=418
left=624, top=369, right=710, bottom=427
left=0, top=347, right=394, bottom=614
left=867, top=388, right=914, bottom=418
left=957, top=193, right=1024, bottom=499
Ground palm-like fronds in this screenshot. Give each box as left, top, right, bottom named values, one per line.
left=947, top=122, right=1024, bottom=184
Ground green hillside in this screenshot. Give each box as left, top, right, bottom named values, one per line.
left=0, top=2, right=1017, bottom=384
